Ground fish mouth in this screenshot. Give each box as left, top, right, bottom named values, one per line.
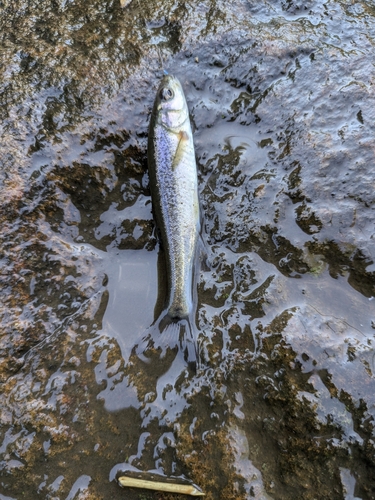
left=160, top=74, right=179, bottom=86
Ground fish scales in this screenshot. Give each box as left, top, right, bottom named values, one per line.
left=148, top=75, right=200, bottom=320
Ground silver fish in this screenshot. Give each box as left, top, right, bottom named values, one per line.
left=148, top=75, right=200, bottom=320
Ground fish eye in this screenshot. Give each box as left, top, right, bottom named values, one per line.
left=160, top=87, right=174, bottom=101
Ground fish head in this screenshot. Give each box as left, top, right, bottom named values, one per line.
left=155, top=75, right=189, bottom=130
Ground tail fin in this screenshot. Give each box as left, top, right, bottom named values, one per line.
left=134, top=313, right=198, bottom=372
left=177, top=318, right=198, bottom=372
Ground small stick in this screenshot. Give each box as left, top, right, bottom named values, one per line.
left=118, top=476, right=205, bottom=496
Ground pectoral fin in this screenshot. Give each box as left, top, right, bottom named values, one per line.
left=172, top=131, right=189, bottom=170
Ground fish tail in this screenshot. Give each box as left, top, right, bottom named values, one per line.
left=134, top=314, right=199, bottom=372
left=179, top=318, right=199, bottom=372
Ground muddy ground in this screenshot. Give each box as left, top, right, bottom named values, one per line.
left=1, top=0, right=375, bottom=499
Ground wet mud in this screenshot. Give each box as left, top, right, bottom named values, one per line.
left=1, top=0, right=375, bottom=499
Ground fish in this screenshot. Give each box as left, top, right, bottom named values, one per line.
left=148, top=75, right=200, bottom=322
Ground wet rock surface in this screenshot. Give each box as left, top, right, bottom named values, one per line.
left=1, top=0, right=375, bottom=499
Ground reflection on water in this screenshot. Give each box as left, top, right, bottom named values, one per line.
left=1, top=0, right=375, bottom=499
left=102, top=249, right=157, bottom=357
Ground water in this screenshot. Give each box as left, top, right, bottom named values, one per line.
left=1, top=0, right=375, bottom=499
